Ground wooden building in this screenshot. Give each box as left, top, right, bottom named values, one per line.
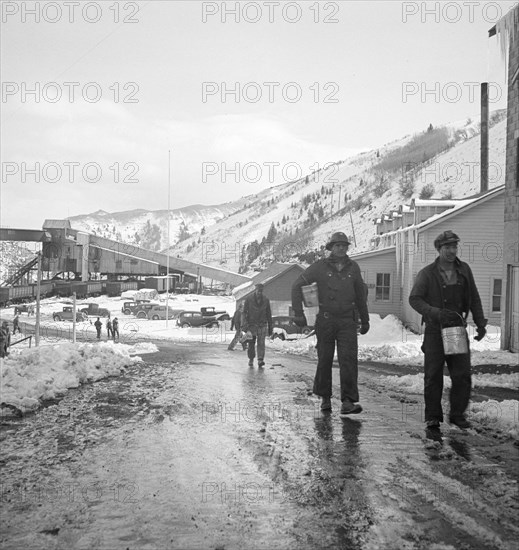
left=233, top=262, right=305, bottom=317
left=490, top=5, right=519, bottom=351
left=350, top=247, right=399, bottom=319
left=354, top=186, right=505, bottom=332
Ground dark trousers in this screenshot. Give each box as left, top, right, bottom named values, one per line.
left=313, top=314, right=359, bottom=403
left=247, top=325, right=267, bottom=362
left=423, top=331, right=471, bottom=422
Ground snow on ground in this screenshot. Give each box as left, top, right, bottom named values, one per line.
left=1, top=295, right=517, bottom=428
left=269, top=313, right=518, bottom=367
left=0, top=341, right=146, bottom=413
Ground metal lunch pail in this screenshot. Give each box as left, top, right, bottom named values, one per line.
left=301, top=282, right=319, bottom=308
left=441, top=326, right=469, bottom=355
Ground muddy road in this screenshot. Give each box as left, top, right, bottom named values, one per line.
left=1, top=341, right=518, bottom=549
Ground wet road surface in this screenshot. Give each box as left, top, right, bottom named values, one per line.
left=1, top=341, right=518, bottom=549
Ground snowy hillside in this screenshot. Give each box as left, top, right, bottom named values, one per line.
left=169, top=112, right=507, bottom=272
left=64, top=112, right=507, bottom=272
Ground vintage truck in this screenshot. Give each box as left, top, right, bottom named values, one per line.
left=79, top=303, right=111, bottom=318
left=52, top=307, right=88, bottom=322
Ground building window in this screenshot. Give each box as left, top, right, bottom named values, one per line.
left=375, top=273, right=391, bottom=301
left=491, top=278, right=502, bottom=312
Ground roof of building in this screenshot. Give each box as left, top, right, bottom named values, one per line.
left=351, top=247, right=396, bottom=260
left=232, top=262, right=304, bottom=300
left=377, top=185, right=505, bottom=243
left=42, top=220, right=72, bottom=230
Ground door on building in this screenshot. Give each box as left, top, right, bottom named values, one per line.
left=508, top=266, right=519, bottom=352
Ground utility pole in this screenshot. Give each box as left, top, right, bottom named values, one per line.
left=166, top=149, right=171, bottom=328
left=35, top=252, right=41, bottom=346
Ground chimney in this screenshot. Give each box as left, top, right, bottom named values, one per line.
left=480, top=82, right=489, bottom=193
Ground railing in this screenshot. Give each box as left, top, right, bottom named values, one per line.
left=10, top=335, right=32, bottom=348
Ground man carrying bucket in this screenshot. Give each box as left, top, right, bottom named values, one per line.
left=409, top=230, right=487, bottom=430
left=291, top=232, right=370, bottom=415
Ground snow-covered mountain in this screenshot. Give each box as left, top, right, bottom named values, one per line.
left=67, top=111, right=507, bottom=274
left=67, top=202, right=249, bottom=252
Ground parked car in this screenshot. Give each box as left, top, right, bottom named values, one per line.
left=200, top=306, right=231, bottom=321
left=176, top=310, right=219, bottom=328
left=80, top=303, right=111, bottom=318
left=52, top=307, right=88, bottom=322
left=121, top=300, right=152, bottom=316
left=135, top=304, right=177, bottom=320
left=271, top=316, right=314, bottom=341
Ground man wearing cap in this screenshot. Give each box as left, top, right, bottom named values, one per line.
left=409, top=230, right=487, bottom=430
left=242, top=283, right=273, bottom=367
left=291, top=232, right=370, bottom=415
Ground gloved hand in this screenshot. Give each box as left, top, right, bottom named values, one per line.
left=428, top=307, right=443, bottom=322
left=474, top=326, right=486, bottom=341
left=359, top=323, right=370, bottom=335
left=293, top=312, right=308, bottom=328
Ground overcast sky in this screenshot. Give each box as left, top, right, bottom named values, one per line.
left=0, top=0, right=514, bottom=228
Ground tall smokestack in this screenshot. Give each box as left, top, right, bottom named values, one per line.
left=480, top=82, right=489, bottom=193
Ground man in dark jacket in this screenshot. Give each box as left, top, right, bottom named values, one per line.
left=228, top=302, right=247, bottom=351
left=242, top=283, right=273, bottom=367
left=0, top=321, right=10, bottom=358
left=292, top=232, right=369, bottom=415
left=409, top=230, right=487, bottom=430
left=94, top=317, right=102, bottom=340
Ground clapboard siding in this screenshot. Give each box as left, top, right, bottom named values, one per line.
left=402, top=191, right=504, bottom=330
left=352, top=249, right=399, bottom=319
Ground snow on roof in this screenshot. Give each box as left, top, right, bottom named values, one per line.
left=351, top=246, right=396, bottom=260
left=410, top=198, right=461, bottom=208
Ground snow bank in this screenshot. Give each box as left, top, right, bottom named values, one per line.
left=378, top=372, right=519, bottom=394
left=266, top=314, right=517, bottom=367
left=0, top=342, right=142, bottom=413
left=376, top=373, right=518, bottom=438
left=469, top=400, right=518, bottom=439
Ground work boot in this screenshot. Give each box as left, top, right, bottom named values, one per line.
left=258, top=360, right=265, bottom=367
left=449, top=416, right=471, bottom=429
left=426, top=419, right=441, bottom=430
left=248, top=360, right=254, bottom=367
left=320, top=397, right=332, bottom=411
left=340, top=401, right=362, bottom=415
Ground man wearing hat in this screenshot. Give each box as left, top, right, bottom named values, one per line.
left=409, top=230, right=487, bottom=430
left=242, top=283, right=273, bottom=367
left=291, top=232, right=370, bottom=414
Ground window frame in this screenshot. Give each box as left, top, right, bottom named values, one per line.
left=490, top=277, right=502, bottom=313
left=375, top=272, right=391, bottom=302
